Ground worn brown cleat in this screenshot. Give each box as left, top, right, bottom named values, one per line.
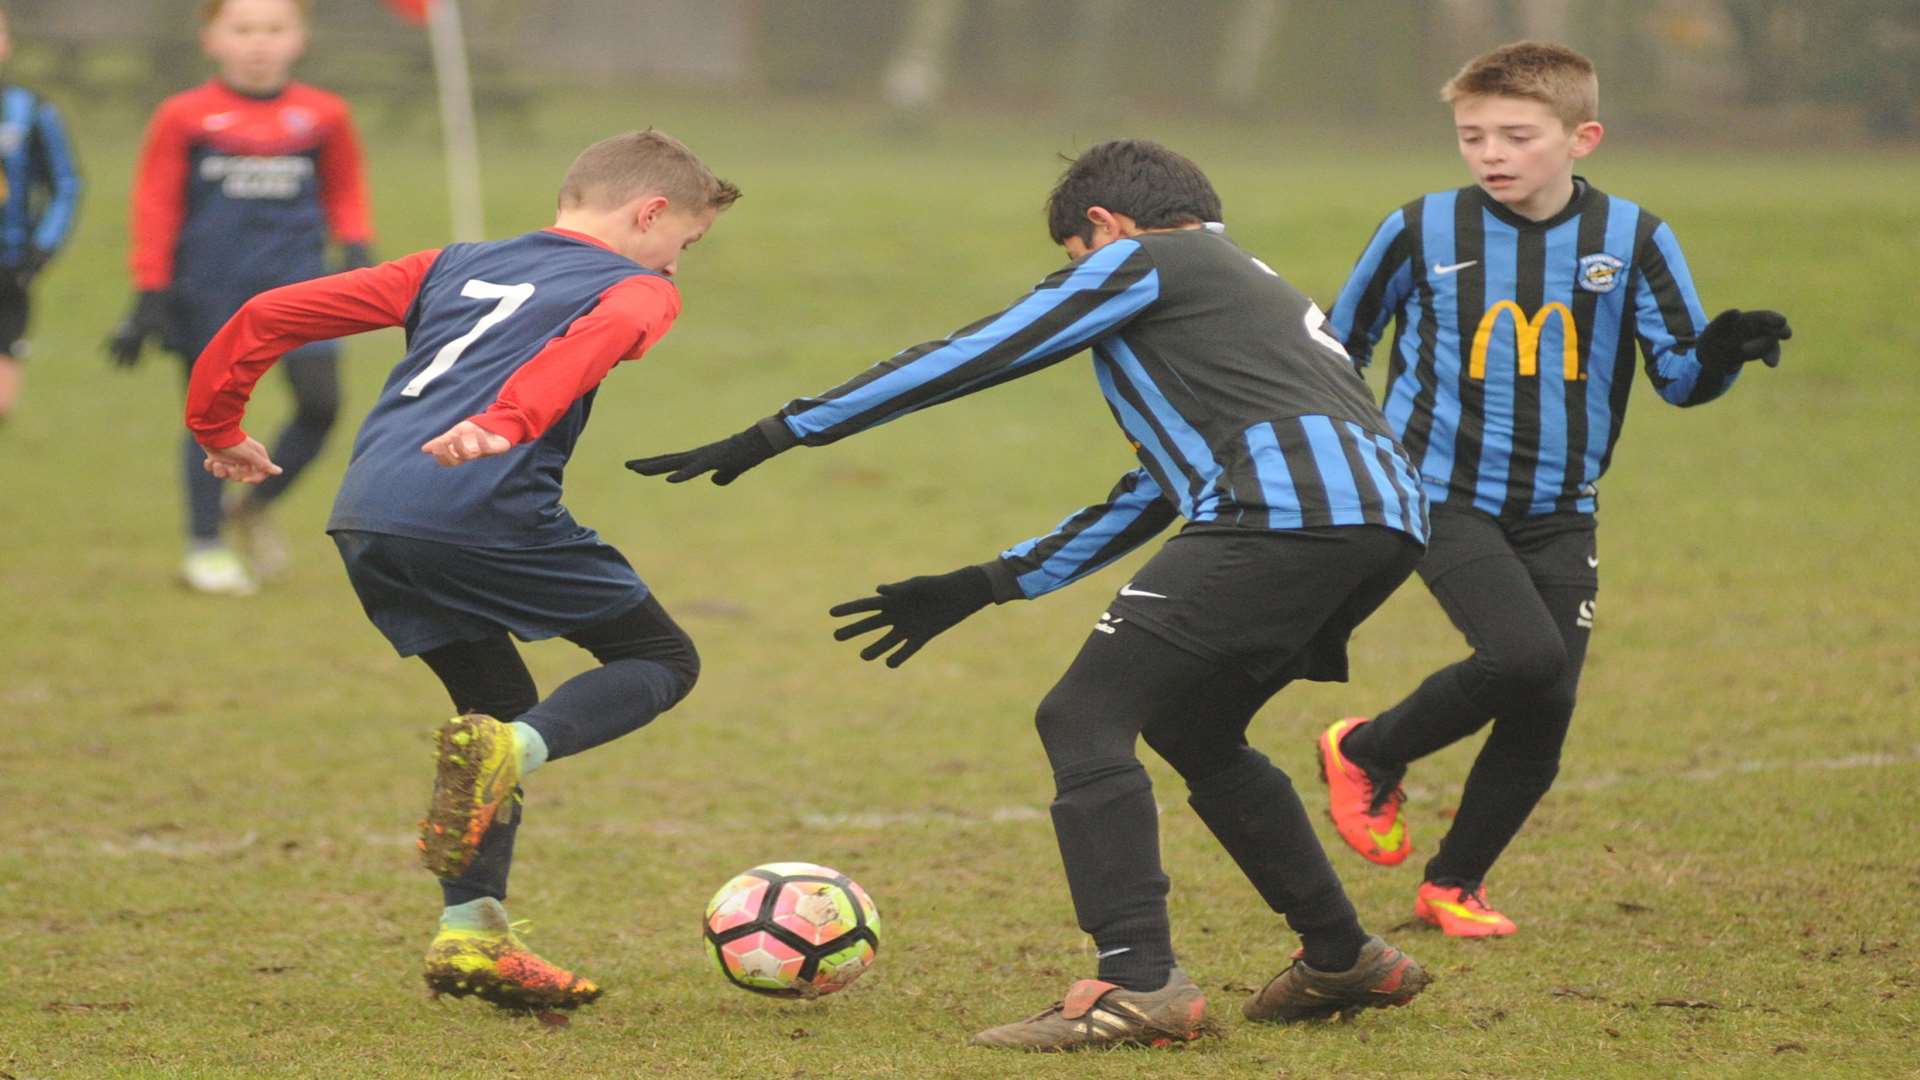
left=970, top=968, right=1209, bottom=1051
left=1243, top=936, right=1430, bottom=1022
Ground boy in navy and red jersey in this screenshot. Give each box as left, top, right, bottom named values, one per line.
left=0, top=5, right=83, bottom=421
left=110, top=0, right=374, bottom=595
left=185, top=129, right=740, bottom=1010
left=1316, top=43, right=1791, bottom=937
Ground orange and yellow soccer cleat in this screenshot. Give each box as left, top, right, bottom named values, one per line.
left=1414, top=880, right=1518, bottom=938
left=419, top=713, right=521, bottom=879
left=1316, top=717, right=1411, bottom=866
left=423, top=899, right=603, bottom=1010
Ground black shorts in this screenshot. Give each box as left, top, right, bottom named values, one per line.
left=0, top=274, right=30, bottom=356
left=1106, top=523, right=1424, bottom=687
left=1417, top=503, right=1597, bottom=592
left=332, top=529, right=650, bottom=657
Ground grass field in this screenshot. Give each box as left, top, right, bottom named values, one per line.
left=3, top=86, right=1918, bottom=1079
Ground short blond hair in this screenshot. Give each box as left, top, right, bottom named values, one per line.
left=1442, top=41, right=1598, bottom=128
left=558, top=129, right=741, bottom=215
left=199, top=0, right=311, bottom=24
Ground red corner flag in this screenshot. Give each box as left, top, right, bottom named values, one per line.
left=385, top=0, right=433, bottom=24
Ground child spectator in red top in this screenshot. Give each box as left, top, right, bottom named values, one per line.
left=109, top=0, right=373, bottom=595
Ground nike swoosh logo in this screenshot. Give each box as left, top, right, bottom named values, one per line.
left=1367, top=819, right=1405, bottom=851
left=1118, top=584, right=1166, bottom=599
left=1096, top=947, right=1132, bottom=959
left=1431, top=898, right=1505, bottom=924
left=1432, top=260, right=1478, bottom=275
left=1587, top=554, right=1600, bottom=568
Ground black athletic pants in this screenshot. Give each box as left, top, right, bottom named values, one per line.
left=1036, top=525, right=1422, bottom=987
left=415, top=594, right=700, bottom=906
left=1339, top=505, right=1597, bottom=886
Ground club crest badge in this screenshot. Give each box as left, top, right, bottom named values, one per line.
left=279, top=106, right=316, bottom=136
left=1577, top=253, right=1625, bottom=294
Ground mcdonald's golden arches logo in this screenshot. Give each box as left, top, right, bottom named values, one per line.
left=1469, top=300, right=1582, bottom=381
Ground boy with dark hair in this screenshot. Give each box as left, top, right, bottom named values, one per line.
left=630, top=138, right=1432, bottom=1050
left=1319, top=41, right=1791, bottom=936
left=186, top=128, right=739, bottom=1009
left=110, top=0, right=374, bottom=594
left=0, top=5, right=82, bottom=421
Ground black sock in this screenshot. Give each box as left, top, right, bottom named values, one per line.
left=1183, top=748, right=1367, bottom=975
left=1049, top=756, right=1177, bottom=993
left=1345, top=661, right=1495, bottom=768
left=1423, top=749, right=1559, bottom=885
left=1298, top=921, right=1367, bottom=973
left=1096, top=941, right=1178, bottom=992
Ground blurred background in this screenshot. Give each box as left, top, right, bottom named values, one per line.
left=7, top=0, right=1918, bottom=141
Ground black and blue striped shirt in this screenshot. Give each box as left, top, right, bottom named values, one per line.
left=0, top=84, right=81, bottom=269
left=1329, top=180, right=1732, bottom=518
left=761, top=227, right=1429, bottom=600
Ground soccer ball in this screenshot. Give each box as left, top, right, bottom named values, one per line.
left=703, top=862, right=880, bottom=997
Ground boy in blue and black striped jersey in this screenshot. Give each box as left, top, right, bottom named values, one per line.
left=0, top=7, right=82, bottom=421
left=1317, top=42, right=1791, bottom=937
left=632, top=140, right=1434, bottom=1049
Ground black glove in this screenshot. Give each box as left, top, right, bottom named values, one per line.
left=828, top=565, right=995, bottom=668
left=625, top=424, right=780, bottom=485
left=338, top=242, right=374, bottom=272
left=12, top=248, right=50, bottom=290
left=1697, top=308, right=1790, bottom=371
left=105, top=290, right=173, bottom=368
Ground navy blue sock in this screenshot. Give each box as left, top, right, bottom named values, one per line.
left=517, top=657, right=688, bottom=761
left=441, top=785, right=521, bottom=906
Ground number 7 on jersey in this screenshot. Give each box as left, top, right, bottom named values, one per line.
left=400, top=279, right=537, bottom=397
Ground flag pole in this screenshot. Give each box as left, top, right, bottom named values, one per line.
left=424, top=0, right=484, bottom=240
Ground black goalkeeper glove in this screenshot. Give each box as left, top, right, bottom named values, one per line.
left=625, top=423, right=781, bottom=485
left=828, top=565, right=996, bottom=668
left=1697, top=308, right=1791, bottom=371
left=338, top=242, right=375, bottom=272
left=105, top=290, right=174, bottom=369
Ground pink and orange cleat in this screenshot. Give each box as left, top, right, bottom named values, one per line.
left=1316, top=717, right=1411, bottom=866
left=1414, top=880, right=1518, bottom=938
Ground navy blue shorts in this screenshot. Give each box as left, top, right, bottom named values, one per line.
left=331, top=530, right=649, bottom=656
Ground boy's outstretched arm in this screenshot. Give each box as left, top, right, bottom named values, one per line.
left=186, top=250, right=440, bottom=467
left=627, top=240, right=1162, bottom=485
left=1326, top=208, right=1415, bottom=370
left=829, top=468, right=1178, bottom=667
left=1633, top=221, right=1790, bottom=407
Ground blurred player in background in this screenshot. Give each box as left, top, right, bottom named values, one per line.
left=632, top=139, right=1433, bottom=1051
left=184, top=129, right=736, bottom=1011
left=109, top=0, right=373, bottom=594
left=1320, top=41, right=1791, bottom=937
left=0, top=5, right=82, bottom=421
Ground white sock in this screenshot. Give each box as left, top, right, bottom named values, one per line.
left=511, top=721, right=549, bottom=777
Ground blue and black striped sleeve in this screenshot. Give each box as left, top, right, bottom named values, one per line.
left=1633, top=218, right=1733, bottom=407
left=760, top=240, right=1160, bottom=450
left=979, top=468, right=1178, bottom=601
left=27, top=99, right=81, bottom=256
left=1327, top=208, right=1413, bottom=370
